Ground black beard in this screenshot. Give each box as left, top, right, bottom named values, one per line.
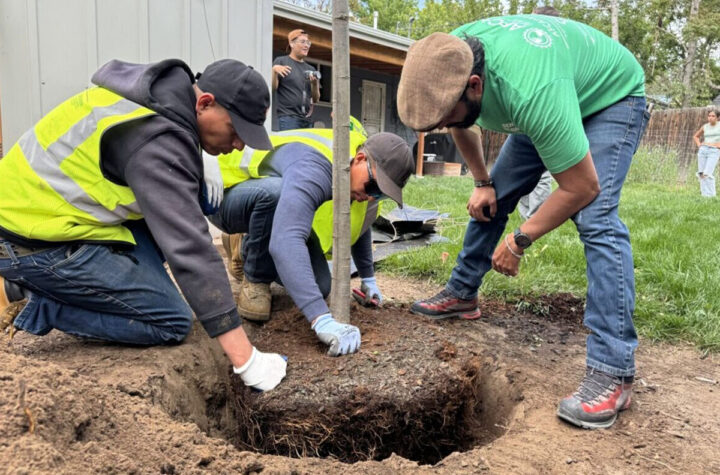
left=448, top=89, right=482, bottom=129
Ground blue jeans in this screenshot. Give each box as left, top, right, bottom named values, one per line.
left=277, top=115, right=312, bottom=131
left=209, top=177, right=331, bottom=294
left=209, top=178, right=283, bottom=283
left=697, top=145, right=719, bottom=197
left=447, top=95, right=650, bottom=377
left=0, top=221, right=192, bottom=345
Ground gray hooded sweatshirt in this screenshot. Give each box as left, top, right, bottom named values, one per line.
left=91, top=59, right=240, bottom=338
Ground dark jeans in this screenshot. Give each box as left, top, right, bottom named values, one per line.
left=209, top=178, right=283, bottom=283
left=277, top=115, right=312, bottom=131
left=209, top=177, right=330, bottom=296
left=0, top=221, right=192, bottom=345
left=447, top=96, right=651, bottom=377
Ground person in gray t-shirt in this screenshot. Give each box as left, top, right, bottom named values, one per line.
left=272, top=29, right=320, bottom=130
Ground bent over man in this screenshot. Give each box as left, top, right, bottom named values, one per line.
left=398, top=15, right=650, bottom=429
left=0, top=59, right=286, bottom=392
left=207, top=129, right=414, bottom=356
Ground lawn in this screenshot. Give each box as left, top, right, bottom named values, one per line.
left=378, top=150, right=720, bottom=351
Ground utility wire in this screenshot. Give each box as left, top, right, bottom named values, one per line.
left=201, top=0, right=216, bottom=61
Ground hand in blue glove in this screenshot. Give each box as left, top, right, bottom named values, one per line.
left=201, top=152, right=224, bottom=215
left=311, top=313, right=361, bottom=356
left=352, top=276, right=383, bottom=307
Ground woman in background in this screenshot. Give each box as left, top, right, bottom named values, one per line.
left=693, top=109, right=720, bottom=197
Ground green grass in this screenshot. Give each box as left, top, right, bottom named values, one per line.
left=378, top=150, right=720, bottom=351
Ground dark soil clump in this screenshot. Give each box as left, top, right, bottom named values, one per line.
left=233, top=304, right=518, bottom=465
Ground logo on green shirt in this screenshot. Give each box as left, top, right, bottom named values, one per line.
left=523, top=28, right=552, bottom=48
left=503, top=122, right=520, bottom=132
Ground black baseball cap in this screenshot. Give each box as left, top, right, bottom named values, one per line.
left=363, top=133, right=414, bottom=208
left=196, top=59, right=273, bottom=150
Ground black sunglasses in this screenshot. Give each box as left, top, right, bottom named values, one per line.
left=365, top=157, right=386, bottom=200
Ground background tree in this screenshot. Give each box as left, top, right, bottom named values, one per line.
left=410, top=0, right=504, bottom=39
left=350, top=0, right=419, bottom=35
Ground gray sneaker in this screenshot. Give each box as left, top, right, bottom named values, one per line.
left=557, top=368, right=633, bottom=429
left=410, top=289, right=481, bottom=320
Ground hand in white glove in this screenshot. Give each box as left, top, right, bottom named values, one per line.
left=233, top=347, right=287, bottom=391
left=202, top=151, right=224, bottom=214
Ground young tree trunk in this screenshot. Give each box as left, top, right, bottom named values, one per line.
left=330, top=0, right=352, bottom=323
left=681, top=0, right=701, bottom=108
left=610, top=0, right=619, bottom=41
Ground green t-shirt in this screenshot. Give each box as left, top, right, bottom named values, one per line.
left=452, top=15, right=645, bottom=173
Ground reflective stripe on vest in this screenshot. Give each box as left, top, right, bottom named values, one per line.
left=0, top=87, right=156, bottom=243
left=218, top=129, right=377, bottom=255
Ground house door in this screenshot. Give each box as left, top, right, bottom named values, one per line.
left=361, top=80, right=386, bottom=135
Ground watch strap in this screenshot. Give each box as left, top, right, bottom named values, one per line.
left=474, top=179, right=494, bottom=188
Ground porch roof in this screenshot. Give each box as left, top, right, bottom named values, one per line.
left=273, top=1, right=413, bottom=76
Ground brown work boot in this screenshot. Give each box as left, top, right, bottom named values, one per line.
left=1, top=277, right=27, bottom=338
left=237, top=279, right=271, bottom=322
left=221, top=233, right=245, bottom=282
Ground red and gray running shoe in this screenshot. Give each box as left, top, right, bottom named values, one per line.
left=410, top=289, right=482, bottom=320
left=557, top=367, right=633, bottom=429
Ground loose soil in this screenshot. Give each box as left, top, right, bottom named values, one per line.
left=232, top=304, right=519, bottom=465
left=2, top=259, right=719, bottom=473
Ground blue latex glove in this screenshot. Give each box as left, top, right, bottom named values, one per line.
left=311, top=313, right=361, bottom=356
left=361, top=277, right=382, bottom=303
left=352, top=277, right=383, bottom=307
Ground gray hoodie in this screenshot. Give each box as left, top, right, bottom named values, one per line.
left=92, top=59, right=240, bottom=338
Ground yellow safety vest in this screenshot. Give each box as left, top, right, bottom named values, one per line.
left=218, top=129, right=378, bottom=256
left=0, top=87, right=157, bottom=244
left=349, top=115, right=368, bottom=138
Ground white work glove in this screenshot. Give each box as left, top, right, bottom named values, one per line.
left=233, top=347, right=287, bottom=391
left=202, top=151, right=224, bottom=213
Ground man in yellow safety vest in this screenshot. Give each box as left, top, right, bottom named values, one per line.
left=0, top=58, right=287, bottom=392
left=206, top=128, right=414, bottom=356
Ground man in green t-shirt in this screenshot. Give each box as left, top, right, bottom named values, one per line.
left=398, top=15, right=650, bottom=429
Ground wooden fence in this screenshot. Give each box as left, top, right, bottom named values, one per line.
left=479, top=106, right=711, bottom=180
left=640, top=106, right=708, bottom=177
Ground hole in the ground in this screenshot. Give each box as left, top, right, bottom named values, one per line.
left=228, top=357, right=519, bottom=465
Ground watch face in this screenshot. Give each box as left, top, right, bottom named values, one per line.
left=514, top=231, right=532, bottom=249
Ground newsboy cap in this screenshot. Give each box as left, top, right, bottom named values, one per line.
left=398, top=33, right=474, bottom=131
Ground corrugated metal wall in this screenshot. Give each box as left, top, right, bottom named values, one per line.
left=0, top=0, right=273, bottom=149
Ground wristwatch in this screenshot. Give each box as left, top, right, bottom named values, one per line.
left=474, top=179, right=494, bottom=188
left=513, top=228, right=533, bottom=249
